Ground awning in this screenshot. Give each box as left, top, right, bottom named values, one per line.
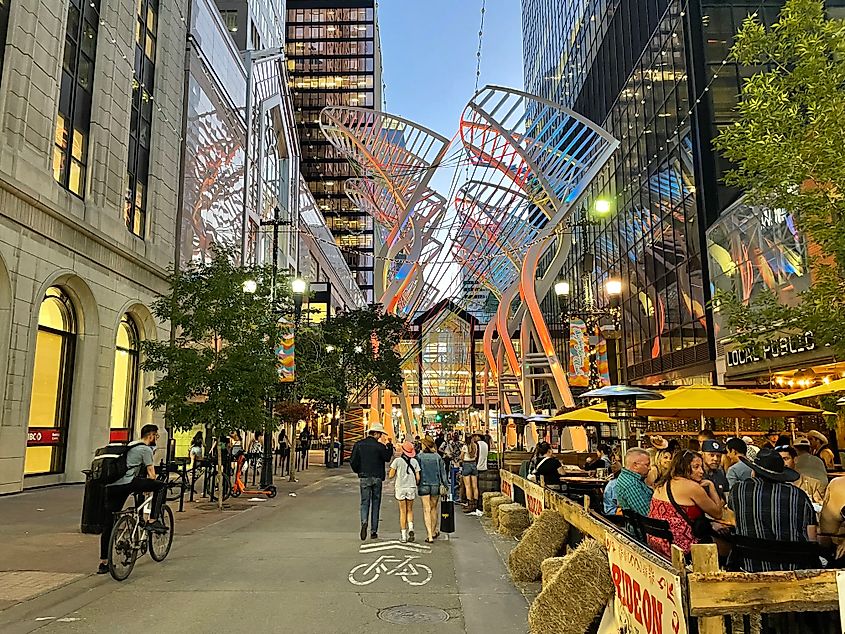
left=636, top=385, right=823, bottom=419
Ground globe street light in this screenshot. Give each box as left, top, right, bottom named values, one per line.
left=554, top=279, right=570, bottom=297
left=605, top=278, right=623, bottom=296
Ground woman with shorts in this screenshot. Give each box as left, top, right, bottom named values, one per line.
left=417, top=436, right=448, bottom=543
left=461, top=435, right=480, bottom=514
left=389, top=441, right=421, bottom=543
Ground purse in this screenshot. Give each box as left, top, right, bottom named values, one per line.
left=440, top=497, right=455, bottom=533
left=667, top=480, right=711, bottom=540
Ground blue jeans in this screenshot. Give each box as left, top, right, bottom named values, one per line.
left=449, top=466, right=460, bottom=502
left=359, top=476, right=383, bottom=532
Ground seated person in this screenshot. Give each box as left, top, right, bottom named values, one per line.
left=778, top=445, right=824, bottom=504
left=647, top=451, right=723, bottom=559
left=729, top=448, right=817, bottom=572
left=616, top=448, right=653, bottom=517
left=725, top=437, right=753, bottom=492
left=584, top=444, right=611, bottom=471
left=646, top=448, right=673, bottom=488
left=701, top=440, right=730, bottom=501
left=603, top=465, right=621, bottom=515
left=819, top=475, right=845, bottom=564
left=794, top=437, right=829, bottom=490
left=528, top=442, right=561, bottom=487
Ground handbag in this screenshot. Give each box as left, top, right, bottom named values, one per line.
left=667, top=480, right=711, bottom=540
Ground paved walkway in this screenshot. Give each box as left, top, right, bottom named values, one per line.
left=0, top=469, right=528, bottom=633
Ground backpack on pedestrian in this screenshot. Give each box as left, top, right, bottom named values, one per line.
left=89, top=441, right=143, bottom=484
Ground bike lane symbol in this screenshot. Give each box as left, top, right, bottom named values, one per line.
left=348, top=554, right=432, bottom=587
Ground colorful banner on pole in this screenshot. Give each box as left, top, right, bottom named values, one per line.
left=596, top=333, right=611, bottom=386
left=276, top=326, right=295, bottom=382
left=568, top=318, right=590, bottom=387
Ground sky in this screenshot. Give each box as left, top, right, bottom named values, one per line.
left=378, top=0, right=525, bottom=140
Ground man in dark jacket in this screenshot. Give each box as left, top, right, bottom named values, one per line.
left=350, top=423, right=393, bottom=540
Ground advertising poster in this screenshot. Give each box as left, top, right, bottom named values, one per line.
left=277, top=328, right=295, bottom=382
left=568, top=318, right=590, bottom=387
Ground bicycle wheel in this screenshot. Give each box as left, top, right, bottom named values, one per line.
left=164, top=471, right=186, bottom=502
left=149, top=504, right=174, bottom=562
left=208, top=473, right=232, bottom=502
left=108, top=514, right=138, bottom=581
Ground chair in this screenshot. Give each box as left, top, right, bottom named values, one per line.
left=621, top=509, right=673, bottom=546
left=726, top=534, right=821, bottom=572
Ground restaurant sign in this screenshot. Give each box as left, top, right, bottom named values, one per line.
left=726, top=331, right=815, bottom=368
left=605, top=532, right=687, bottom=634
left=523, top=478, right=545, bottom=518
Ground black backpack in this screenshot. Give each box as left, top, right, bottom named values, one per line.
left=90, top=441, right=142, bottom=484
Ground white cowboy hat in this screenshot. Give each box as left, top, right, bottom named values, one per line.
left=368, top=423, right=387, bottom=434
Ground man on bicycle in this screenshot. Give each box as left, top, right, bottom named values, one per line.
left=98, top=424, right=167, bottom=574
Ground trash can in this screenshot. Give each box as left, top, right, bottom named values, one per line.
left=80, top=470, right=107, bottom=535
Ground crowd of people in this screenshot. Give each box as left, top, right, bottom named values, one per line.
left=350, top=424, right=492, bottom=543
left=596, top=428, right=843, bottom=571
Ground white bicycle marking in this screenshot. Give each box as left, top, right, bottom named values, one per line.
left=359, top=540, right=431, bottom=554
left=348, top=555, right=433, bottom=586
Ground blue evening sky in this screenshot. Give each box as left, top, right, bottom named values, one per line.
left=378, top=1, right=524, bottom=139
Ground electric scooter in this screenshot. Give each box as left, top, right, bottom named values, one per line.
left=231, top=454, right=277, bottom=498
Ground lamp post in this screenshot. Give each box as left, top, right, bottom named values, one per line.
left=289, top=277, right=307, bottom=482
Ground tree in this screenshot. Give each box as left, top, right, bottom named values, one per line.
left=142, top=249, right=291, bottom=507
left=291, top=306, right=406, bottom=440
left=713, top=0, right=845, bottom=355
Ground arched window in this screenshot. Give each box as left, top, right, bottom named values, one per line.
left=25, top=287, right=77, bottom=476
left=110, top=315, right=140, bottom=442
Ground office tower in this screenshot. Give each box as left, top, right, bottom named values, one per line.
left=286, top=1, right=383, bottom=305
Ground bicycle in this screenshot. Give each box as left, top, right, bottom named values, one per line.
left=107, top=492, right=174, bottom=581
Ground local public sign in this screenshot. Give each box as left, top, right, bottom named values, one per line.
left=726, top=331, right=815, bottom=368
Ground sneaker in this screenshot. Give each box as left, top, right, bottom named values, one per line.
left=408, top=529, right=415, bottom=542
left=145, top=519, right=168, bottom=534
left=360, top=522, right=368, bottom=541
left=400, top=531, right=408, bottom=543
left=472, top=509, right=483, bottom=517
left=97, top=563, right=109, bottom=575
left=370, top=532, right=378, bottom=540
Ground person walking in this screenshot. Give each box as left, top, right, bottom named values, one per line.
left=389, top=441, right=421, bottom=542
left=461, top=435, right=480, bottom=514
left=350, top=423, right=393, bottom=540
left=440, top=431, right=463, bottom=503
left=417, top=436, right=448, bottom=542
left=276, top=429, right=291, bottom=476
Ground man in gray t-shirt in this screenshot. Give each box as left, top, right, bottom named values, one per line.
left=98, top=424, right=167, bottom=575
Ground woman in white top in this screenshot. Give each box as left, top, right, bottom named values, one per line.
left=389, top=441, right=421, bottom=543
left=461, top=435, right=480, bottom=514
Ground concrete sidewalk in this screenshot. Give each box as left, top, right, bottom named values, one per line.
left=0, top=460, right=332, bottom=611
left=0, top=469, right=528, bottom=633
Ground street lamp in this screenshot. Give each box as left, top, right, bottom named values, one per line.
left=242, top=279, right=258, bottom=294
left=594, top=198, right=612, bottom=215
left=554, top=279, right=570, bottom=297
left=605, top=278, right=623, bottom=297
left=581, top=385, right=664, bottom=453
left=288, top=277, right=307, bottom=482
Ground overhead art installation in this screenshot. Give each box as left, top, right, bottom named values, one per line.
left=319, top=86, right=619, bottom=434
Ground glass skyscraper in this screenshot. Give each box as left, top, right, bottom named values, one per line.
left=286, top=1, right=382, bottom=305
left=522, top=0, right=845, bottom=385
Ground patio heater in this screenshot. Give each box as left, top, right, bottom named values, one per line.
left=580, top=385, right=664, bottom=453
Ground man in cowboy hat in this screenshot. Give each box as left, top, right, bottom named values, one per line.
left=794, top=437, right=829, bottom=490
left=807, top=430, right=836, bottom=470
left=728, top=448, right=818, bottom=572
left=350, top=423, right=394, bottom=540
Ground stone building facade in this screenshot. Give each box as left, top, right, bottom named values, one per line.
left=0, top=0, right=187, bottom=493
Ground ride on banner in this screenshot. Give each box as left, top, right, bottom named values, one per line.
left=568, top=318, right=590, bottom=387
left=276, top=324, right=295, bottom=382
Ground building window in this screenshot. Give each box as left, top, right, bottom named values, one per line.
left=220, top=9, right=238, bottom=32
left=0, top=0, right=12, bottom=84
left=54, top=0, right=99, bottom=197
left=109, top=315, right=140, bottom=443
left=250, top=20, right=261, bottom=50
left=125, top=0, right=158, bottom=238
left=25, top=288, right=77, bottom=476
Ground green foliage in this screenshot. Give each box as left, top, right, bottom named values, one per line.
left=292, top=306, right=407, bottom=415
left=713, top=0, right=845, bottom=355
left=142, top=249, right=292, bottom=439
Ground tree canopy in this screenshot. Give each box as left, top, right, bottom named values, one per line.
left=713, top=0, right=845, bottom=354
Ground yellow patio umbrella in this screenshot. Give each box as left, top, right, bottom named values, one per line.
left=636, top=385, right=823, bottom=419
left=779, top=377, right=845, bottom=401
left=549, top=404, right=612, bottom=425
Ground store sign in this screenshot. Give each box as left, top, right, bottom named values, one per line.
left=27, top=428, right=62, bottom=446
left=606, top=532, right=687, bottom=634
left=726, top=331, right=815, bottom=368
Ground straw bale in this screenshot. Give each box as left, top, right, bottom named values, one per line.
left=507, top=510, right=570, bottom=582
left=540, top=557, right=567, bottom=587
left=482, top=491, right=505, bottom=517
left=528, top=538, right=613, bottom=634
left=499, top=503, right=531, bottom=537
left=490, top=495, right=512, bottom=530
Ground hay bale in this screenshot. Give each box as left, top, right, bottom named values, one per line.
left=482, top=491, right=505, bottom=517
left=490, top=496, right=513, bottom=530
left=499, top=502, right=531, bottom=537
left=528, top=538, right=613, bottom=634
left=540, top=557, right=567, bottom=587
left=507, top=510, right=570, bottom=582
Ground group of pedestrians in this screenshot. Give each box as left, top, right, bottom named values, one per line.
left=351, top=424, right=490, bottom=543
